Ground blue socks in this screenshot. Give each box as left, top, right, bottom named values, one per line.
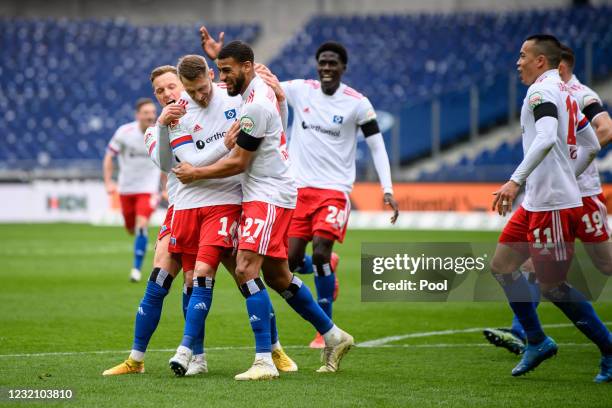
left=270, top=306, right=279, bottom=345
left=510, top=273, right=540, bottom=341
left=494, top=270, right=546, bottom=345
left=544, top=283, right=612, bottom=356
left=295, top=254, right=313, bottom=274
left=281, top=274, right=333, bottom=335
left=132, top=268, right=172, bottom=352
left=133, top=227, right=148, bottom=270
left=180, top=278, right=213, bottom=353
left=314, top=262, right=335, bottom=319
left=240, top=278, right=272, bottom=353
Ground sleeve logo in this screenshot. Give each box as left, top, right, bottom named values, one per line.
left=365, top=109, right=377, bottom=121
left=583, top=94, right=600, bottom=107
left=224, top=109, right=237, bottom=120
left=240, top=116, right=255, bottom=134
left=333, top=115, right=344, bottom=124
left=528, top=92, right=543, bottom=109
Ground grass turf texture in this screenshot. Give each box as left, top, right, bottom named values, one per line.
left=0, top=224, right=610, bottom=408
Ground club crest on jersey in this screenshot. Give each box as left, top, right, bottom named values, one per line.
left=333, top=115, right=344, bottom=124
left=528, top=92, right=543, bottom=109
left=224, top=109, right=237, bottom=120
left=240, top=116, right=255, bottom=134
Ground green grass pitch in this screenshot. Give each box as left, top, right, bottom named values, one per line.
left=1, top=224, right=610, bottom=407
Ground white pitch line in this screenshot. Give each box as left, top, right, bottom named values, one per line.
left=356, top=321, right=612, bottom=347
left=0, top=322, right=608, bottom=359
left=0, top=343, right=597, bottom=359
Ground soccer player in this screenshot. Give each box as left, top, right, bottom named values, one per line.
left=103, top=65, right=202, bottom=375
left=103, top=98, right=163, bottom=282
left=490, top=34, right=612, bottom=380
left=173, top=41, right=354, bottom=381
left=484, top=44, right=612, bottom=383
left=162, top=55, right=297, bottom=377
left=200, top=31, right=398, bottom=348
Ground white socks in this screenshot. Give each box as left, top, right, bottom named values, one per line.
left=129, top=350, right=145, bottom=362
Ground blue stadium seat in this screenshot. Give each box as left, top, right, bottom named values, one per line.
left=268, top=6, right=612, bottom=167
left=0, top=18, right=260, bottom=167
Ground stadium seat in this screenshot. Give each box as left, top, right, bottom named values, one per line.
left=0, top=18, right=260, bottom=168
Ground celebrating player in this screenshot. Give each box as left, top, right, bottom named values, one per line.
left=484, top=44, right=612, bottom=383
left=103, top=98, right=164, bottom=282
left=173, top=41, right=354, bottom=381
left=163, top=55, right=297, bottom=377
left=104, top=65, right=202, bottom=376
left=200, top=29, right=398, bottom=348
left=490, top=34, right=612, bottom=381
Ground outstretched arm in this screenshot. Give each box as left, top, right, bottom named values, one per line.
left=200, top=25, right=224, bottom=60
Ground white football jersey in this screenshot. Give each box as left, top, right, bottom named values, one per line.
left=168, top=87, right=243, bottom=210
left=238, top=75, right=297, bottom=208
left=282, top=80, right=377, bottom=193
left=519, top=69, right=587, bottom=212
left=144, top=124, right=178, bottom=206
left=567, top=74, right=604, bottom=197
left=107, top=121, right=161, bottom=194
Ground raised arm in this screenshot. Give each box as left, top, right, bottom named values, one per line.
left=200, top=25, right=224, bottom=61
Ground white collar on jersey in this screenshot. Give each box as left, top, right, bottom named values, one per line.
left=535, top=68, right=560, bottom=83
left=241, top=75, right=263, bottom=102
left=567, top=74, right=580, bottom=87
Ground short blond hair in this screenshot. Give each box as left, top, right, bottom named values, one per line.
left=150, top=65, right=178, bottom=83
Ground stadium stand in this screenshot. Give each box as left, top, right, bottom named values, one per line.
left=0, top=18, right=259, bottom=171
left=269, top=6, right=612, bottom=167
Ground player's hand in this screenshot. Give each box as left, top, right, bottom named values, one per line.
left=254, top=63, right=285, bottom=102
left=158, top=103, right=186, bottom=126
left=200, top=25, right=224, bottom=60
left=384, top=193, right=399, bottom=224
left=105, top=181, right=117, bottom=195
left=224, top=121, right=240, bottom=149
left=173, top=162, right=197, bottom=184
left=492, top=180, right=520, bottom=216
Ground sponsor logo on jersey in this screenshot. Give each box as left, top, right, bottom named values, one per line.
left=240, top=116, right=255, bottom=134
left=193, top=123, right=203, bottom=133
left=303, top=107, right=310, bottom=113
left=301, top=121, right=341, bottom=137
left=196, top=140, right=205, bottom=149
left=528, top=92, right=543, bottom=109
left=333, top=115, right=344, bottom=124
left=224, top=109, right=237, bottom=120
